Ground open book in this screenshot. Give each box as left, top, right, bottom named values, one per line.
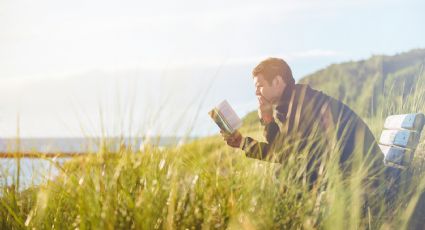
left=208, top=100, right=242, bottom=134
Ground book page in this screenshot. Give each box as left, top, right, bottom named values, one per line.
left=217, top=100, right=242, bottom=132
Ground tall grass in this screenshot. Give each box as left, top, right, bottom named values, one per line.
left=1, top=69, right=425, bottom=229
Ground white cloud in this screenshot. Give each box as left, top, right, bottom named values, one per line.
left=288, top=49, right=341, bottom=59
left=161, top=49, right=342, bottom=69
left=0, top=0, right=354, bottom=80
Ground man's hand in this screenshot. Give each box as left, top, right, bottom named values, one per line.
left=258, top=98, right=274, bottom=125
left=220, top=130, right=243, bottom=148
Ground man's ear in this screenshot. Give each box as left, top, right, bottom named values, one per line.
left=273, top=75, right=283, bottom=87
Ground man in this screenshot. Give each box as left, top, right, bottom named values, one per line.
left=221, top=57, right=384, bottom=189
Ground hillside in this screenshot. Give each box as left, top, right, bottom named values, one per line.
left=299, top=48, right=425, bottom=116
left=241, top=48, right=425, bottom=131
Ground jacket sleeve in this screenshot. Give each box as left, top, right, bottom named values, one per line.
left=241, top=120, right=280, bottom=160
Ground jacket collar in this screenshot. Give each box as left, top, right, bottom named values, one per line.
left=274, top=83, right=296, bottom=121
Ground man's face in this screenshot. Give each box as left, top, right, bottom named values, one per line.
left=253, top=74, right=285, bottom=105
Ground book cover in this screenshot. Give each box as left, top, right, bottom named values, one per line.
left=208, top=100, right=242, bottom=134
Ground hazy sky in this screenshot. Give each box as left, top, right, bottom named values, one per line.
left=1, top=0, right=424, bottom=137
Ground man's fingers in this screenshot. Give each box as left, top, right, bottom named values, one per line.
left=259, top=103, right=273, bottom=111
left=225, top=136, right=233, bottom=142
left=258, top=103, right=273, bottom=121
left=220, top=130, right=229, bottom=137
left=221, top=133, right=233, bottom=144
left=220, top=130, right=241, bottom=145
left=219, top=130, right=242, bottom=148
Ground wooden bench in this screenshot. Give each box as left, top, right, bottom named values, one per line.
left=378, top=113, right=425, bottom=169
left=379, top=114, right=425, bottom=227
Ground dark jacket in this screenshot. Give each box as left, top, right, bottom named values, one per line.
left=241, top=83, right=384, bottom=182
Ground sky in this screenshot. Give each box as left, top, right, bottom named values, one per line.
left=0, top=0, right=424, bottom=138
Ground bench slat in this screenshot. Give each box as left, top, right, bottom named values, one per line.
left=379, top=144, right=413, bottom=167
left=379, top=129, right=420, bottom=149
left=384, top=113, right=425, bottom=131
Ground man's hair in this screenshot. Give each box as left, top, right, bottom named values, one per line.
left=252, top=58, right=295, bottom=86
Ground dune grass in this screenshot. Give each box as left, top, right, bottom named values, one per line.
left=1, top=71, right=425, bottom=229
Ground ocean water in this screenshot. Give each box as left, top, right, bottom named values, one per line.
left=0, top=137, right=190, bottom=190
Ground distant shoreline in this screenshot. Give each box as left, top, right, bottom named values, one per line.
left=0, top=136, right=198, bottom=154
